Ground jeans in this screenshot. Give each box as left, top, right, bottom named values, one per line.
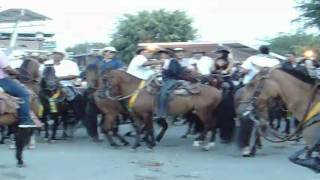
left=157, top=79, right=181, bottom=117
left=0, top=78, right=31, bottom=123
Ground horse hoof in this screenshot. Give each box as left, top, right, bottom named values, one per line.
left=28, top=145, right=36, bottom=150
left=17, top=163, right=26, bottom=168
left=123, top=142, right=130, bottom=146
left=110, top=143, right=120, bottom=148
left=193, top=141, right=202, bottom=147
left=156, top=137, right=162, bottom=142
left=145, top=147, right=154, bottom=152
left=181, top=135, right=187, bottom=139
left=242, top=147, right=252, bottom=157
left=9, top=144, right=16, bottom=150
left=203, top=142, right=215, bottom=151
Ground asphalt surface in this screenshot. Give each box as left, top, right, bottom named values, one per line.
left=0, top=125, right=319, bottom=180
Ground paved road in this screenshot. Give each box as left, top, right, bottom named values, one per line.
left=0, top=125, right=319, bottom=180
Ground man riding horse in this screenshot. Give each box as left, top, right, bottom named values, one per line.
left=84, top=46, right=124, bottom=141
left=42, top=49, right=82, bottom=138
left=0, top=50, right=37, bottom=128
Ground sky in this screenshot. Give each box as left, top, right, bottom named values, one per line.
left=0, top=0, right=300, bottom=48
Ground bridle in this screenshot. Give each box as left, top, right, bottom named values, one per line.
left=241, top=68, right=320, bottom=143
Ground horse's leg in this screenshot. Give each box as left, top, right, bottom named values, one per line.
left=15, top=128, right=32, bottom=167
left=50, top=113, right=60, bottom=142
left=102, top=114, right=119, bottom=147
left=0, top=126, right=5, bottom=144
left=284, top=118, right=290, bottom=135
left=155, top=118, right=168, bottom=142
left=61, top=111, right=69, bottom=139
left=132, top=117, right=142, bottom=150
left=143, top=113, right=155, bottom=149
left=113, top=115, right=129, bottom=146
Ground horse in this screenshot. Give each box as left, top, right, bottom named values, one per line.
left=103, top=70, right=222, bottom=150
left=0, top=89, right=39, bottom=167
left=85, top=65, right=130, bottom=146
left=18, top=58, right=41, bottom=94
left=40, top=65, right=83, bottom=142
left=236, top=67, right=320, bottom=171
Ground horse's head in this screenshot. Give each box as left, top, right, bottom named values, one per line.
left=86, top=64, right=99, bottom=89
left=18, top=58, right=40, bottom=83
left=103, top=70, right=122, bottom=98
left=236, top=68, right=282, bottom=150
left=206, top=74, right=223, bottom=89
left=41, top=66, right=59, bottom=92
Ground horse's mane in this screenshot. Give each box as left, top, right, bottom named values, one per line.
left=109, top=69, right=140, bottom=82
left=278, top=67, right=315, bottom=85
left=42, top=66, right=56, bottom=79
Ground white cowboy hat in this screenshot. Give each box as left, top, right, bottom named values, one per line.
left=102, top=46, right=117, bottom=53
left=173, top=47, right=185, bottom=52
left=52, top=49, right=67, bottom=57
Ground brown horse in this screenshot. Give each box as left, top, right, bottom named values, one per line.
left=18, top=58, right=41, bottom=94
left=237, top=67, right=320, bottom=171
left=104, top=70, right=222, bottom=150
left=86, top=65, right=129, bottom=147
left=0, top=88, right=40, bottom=167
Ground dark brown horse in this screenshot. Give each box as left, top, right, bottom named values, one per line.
left=104, top=70, right=222, bottom=150
left=0, top=89, right=40, bottom=167
left=236, top=67, right=320, bottom=171
left=86, top=65, right=129, bottom=147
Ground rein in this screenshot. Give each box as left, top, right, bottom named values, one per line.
left=104, top=73, right=160, bottom=101
left=244, top=69, right=320, bottom=143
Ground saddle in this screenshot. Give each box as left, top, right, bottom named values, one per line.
left=173, top=80, right=201, bottom=96
left=0, top=91, right=21, bottom=115
left=146, top=74, right=201, bottom=96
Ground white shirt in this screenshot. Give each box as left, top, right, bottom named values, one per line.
left=242, top=54, right=280, bottom=84
left=44, top=59, right=80, bottom=86
left=180, top=58, right=197, bottom=70
left=196, top=56, right=214, bottom=75
left=127, top=55, right=156, bottom=80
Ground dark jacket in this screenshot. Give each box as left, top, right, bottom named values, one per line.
left=162, top=59, right=186, bottom=81
left=94, top=58, right=124, bottom=75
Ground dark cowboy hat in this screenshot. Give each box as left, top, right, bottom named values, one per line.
left=214, top=46, right=230, bottom=54
left=192, top=49, right=206, bottom=54
left=155, top=48, right=175, bottom=55
left=136, top=47, right=148, bottom=54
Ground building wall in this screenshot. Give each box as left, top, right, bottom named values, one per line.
left=0, top=39, right=42, bottom=49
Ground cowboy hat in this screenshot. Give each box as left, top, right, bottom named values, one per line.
left=173, top=47, right=185, bottom=52
left=102, top=46, right=117, bottom=53
left=214, top=46, right=230, bottom=54
left=52, top=49, right=67, bottom=57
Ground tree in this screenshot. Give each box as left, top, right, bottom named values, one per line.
left=66, top=42, right=107, bottom=55
left=296, top=0, right=320, bottom=29
left=110, top=9, right=197, bottom=63
left=266, top=32, right=320, bottom=56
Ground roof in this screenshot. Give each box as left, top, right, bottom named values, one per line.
left=0, top=9, right=51, bottom=23
left=139, top=41, right=286, bottom=61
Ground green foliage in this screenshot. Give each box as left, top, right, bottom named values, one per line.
left=66, top=42, right=107, bottom=55
left=110, top=9, right=197, bottom=63
left=296, top=0, right=320, bottom=29
left=266, top=32, right=320, bottom=56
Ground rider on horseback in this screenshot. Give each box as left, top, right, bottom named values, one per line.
left=44, top=49, right=80, bottom=100
left=127, top=47, right=163, bottom=80
left=0, top=50, right=36, bottom=128
left=156, top=48, right=189, bottom=119
left=241, top=45, right=280, bottom=84
left=84, top=47, right=124, bottom=141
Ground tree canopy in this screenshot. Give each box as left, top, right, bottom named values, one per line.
left=110, top=9, right=197, bottom=63
left=266, top=32, right=320, bottom=56
left=66, top=42, right=107, bottom=55
left=296, top=0, right=320, bottom=30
